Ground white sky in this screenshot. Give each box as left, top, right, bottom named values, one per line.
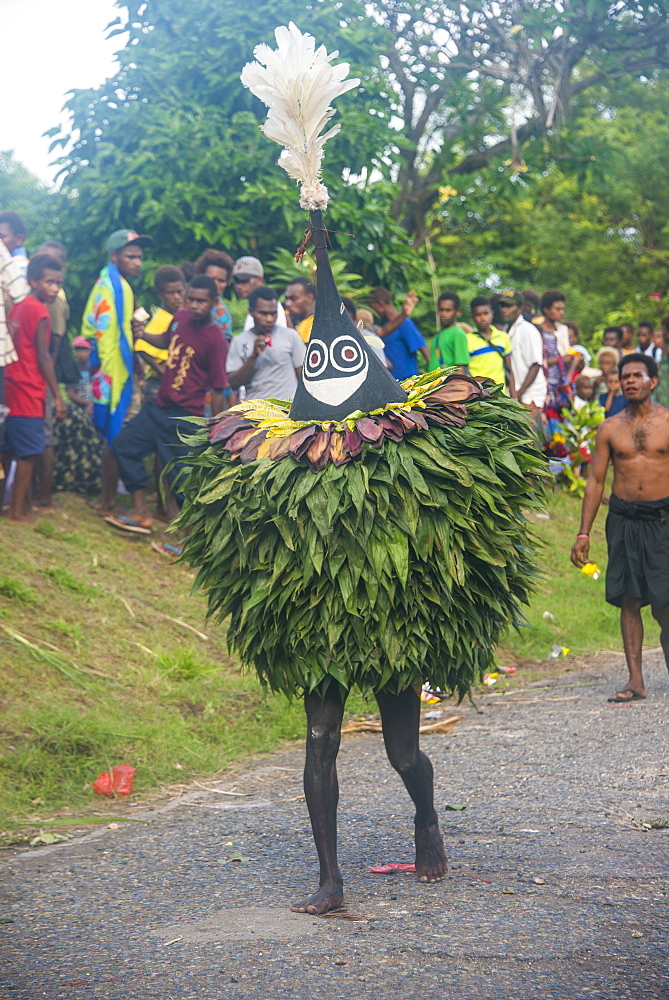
left=2, top=0, right=122, bottom=185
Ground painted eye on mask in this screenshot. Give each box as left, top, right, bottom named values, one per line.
left=304, top=339, right=328, bottom=378
left=329, top=336, right=365, bottom=373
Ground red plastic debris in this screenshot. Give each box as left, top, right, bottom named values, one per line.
left=369, top=863, right=416, bottom=874
left=92, top=762, right=136, bottom=797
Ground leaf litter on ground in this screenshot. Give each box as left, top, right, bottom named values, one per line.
left=28, top=831, right=73, bottom=846
left=220, top=850, right=251, bottom=864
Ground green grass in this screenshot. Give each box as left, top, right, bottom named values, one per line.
left=34, top=519, right=66, bottom=540
left=0, top=486, right=645, bottom=842
left=0, top=576, right=38, bottom=605
left=0, top=495, right=327, bottom=841
left=42, top=567, right=88, bottom=592
left=50, top=618, right=85, bottom=645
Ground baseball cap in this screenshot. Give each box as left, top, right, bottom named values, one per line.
left=232, top=256, right=264, bottom=281
left=499, top=290, right=523, bottom=306
left=72, top=336, right=92, bottom=349
left=106, top=229, right=154, bottom=254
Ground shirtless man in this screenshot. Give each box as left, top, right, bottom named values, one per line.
left=571, top=354, right=669, bottom=702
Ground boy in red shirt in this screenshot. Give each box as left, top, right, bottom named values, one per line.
left=1, top=254, right=66, bottom=523
left=107, top=275, right=227, bottom=534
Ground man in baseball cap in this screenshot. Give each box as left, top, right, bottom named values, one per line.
left=106, top=230, right=154, bottom=254
left=498, top=289, right=524, bottom=306
left=81, top=227, right=154, bottom=514
left=233, top=255, right=287, bottom=331
left=231, top=255, right=264, bottom=282
left=499, top=289, right=546, bottom=410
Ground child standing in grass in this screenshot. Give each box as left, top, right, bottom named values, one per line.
left=1, top=254, right=66, bottom=523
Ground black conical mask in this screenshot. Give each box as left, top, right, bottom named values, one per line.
left=289, top=210, right=408, bottom=421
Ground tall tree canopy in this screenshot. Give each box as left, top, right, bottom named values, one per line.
left=18, top=0, right=669, bottom=331
left=50, top=1, right=391, bottom=295
left=374, top=1, right=669, bottom=237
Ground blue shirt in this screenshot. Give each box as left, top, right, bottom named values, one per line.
left=382, top=318, right=426, bottom=381
left=599, top=392, right=626, bottom=417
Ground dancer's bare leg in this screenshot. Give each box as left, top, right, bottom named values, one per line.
left=291, top=683, right=346, bottom=914
left=609, top=597, right=647, bottom=701
left=376, top=686, right=447, bottom=882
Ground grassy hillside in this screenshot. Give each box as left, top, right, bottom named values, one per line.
left=0, top=487, right=653, bottom=842
left=0, top=496, right=310, bottom=840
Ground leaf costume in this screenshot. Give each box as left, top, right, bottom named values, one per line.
left=175, top=24, right=545, bottom=701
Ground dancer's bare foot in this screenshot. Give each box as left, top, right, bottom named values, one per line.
left=415, top=819, right=447, bottom=882
left=290, top=878, right=343, bottom=915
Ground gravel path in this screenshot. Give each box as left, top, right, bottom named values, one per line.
left=1, top=655, right=668, bottom=999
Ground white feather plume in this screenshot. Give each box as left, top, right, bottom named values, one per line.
left=241, top=22, right=359, bottom=210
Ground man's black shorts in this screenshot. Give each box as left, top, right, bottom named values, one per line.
left=606, top=493, right=669, bottom=608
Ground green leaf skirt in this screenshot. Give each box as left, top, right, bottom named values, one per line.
left=174, top=372, right=547, bottom=700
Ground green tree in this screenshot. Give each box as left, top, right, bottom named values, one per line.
left=50, top=0, right=669, bottom=328
left=419, top=72, right=669, bottom=339
left=51, top=0, right=394, bottom=317
left=0, top=151, right=60, bottom=250
left=373, top=0, right=669, bottom=239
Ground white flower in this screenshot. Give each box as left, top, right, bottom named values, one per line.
left=241, top=22, right=359, bottom=210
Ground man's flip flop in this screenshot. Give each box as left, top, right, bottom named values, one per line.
left=104, top=514, right=152, bottom=535
left=607, top=690, right=647, bottom=703
left=151, top=542, right=183, bottom=559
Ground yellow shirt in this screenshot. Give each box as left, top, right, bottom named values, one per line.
left=465, top=327, right=512, bottom=387
left=297, top=315, right=314, bottom=344
left=135, top=307, right=171, bottom=379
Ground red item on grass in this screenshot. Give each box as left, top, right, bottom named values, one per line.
left=92, top=762, right=136, bottom=797
left=369, top=863, right=416, bottom=874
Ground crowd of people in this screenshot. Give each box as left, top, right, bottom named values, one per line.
left=1, top=208, right=668, bottom=539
